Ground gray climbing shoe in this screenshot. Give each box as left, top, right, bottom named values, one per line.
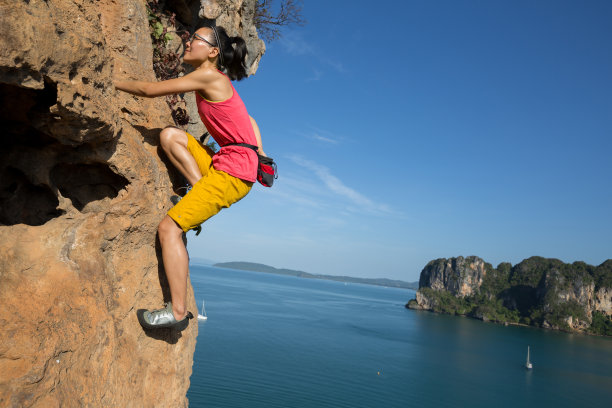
left=170, top=184, right=192, bottom=205
left=170, top=195, right=181, bottom=205
left=137, top=303, right=193, bottom=330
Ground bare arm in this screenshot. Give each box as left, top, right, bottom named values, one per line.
left=114, top=69, right=216, bottom=98
left=249, top=116, right=266, bottom=157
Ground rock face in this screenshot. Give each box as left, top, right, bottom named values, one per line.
left=595, top=287, right=612, bottom=314
left=199, top=0, right=266, bottom=74
left=0, top=1, right=263, bottom=406
left=409, top=256, right=612, bottom=335
left=418, top=256, right=488, bottom=298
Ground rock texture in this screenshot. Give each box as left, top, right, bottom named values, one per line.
left=0, top=1, right=263, bottom=406
left=199, top=0, right=265, bottom=74
left=408, top=256, right=612, bottom=335
left=418, top=256, right=487, bottom=298
left=595, top=287, right=612, bottom=315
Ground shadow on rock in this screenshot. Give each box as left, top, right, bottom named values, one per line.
left=136, top=311, right=193, bottom=344
left=133, top=125, right=162, bottom=147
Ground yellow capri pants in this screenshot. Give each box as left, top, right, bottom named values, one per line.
left=167, top=133, right=253, bottom=232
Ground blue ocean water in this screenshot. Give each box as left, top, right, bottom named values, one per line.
left=186, top=265, right=612, bottom=407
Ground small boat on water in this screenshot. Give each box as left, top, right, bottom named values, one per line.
left=197, top=300, right=208, bottom=321
left=525, top=346, right=533, bottom=370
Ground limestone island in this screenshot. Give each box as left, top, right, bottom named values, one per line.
left=407, top=256, right=611, bottom=336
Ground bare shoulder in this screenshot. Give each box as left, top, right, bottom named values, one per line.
left=191, top=68, right=232, bottom=101
left=187, top=67, right=217, bottom=81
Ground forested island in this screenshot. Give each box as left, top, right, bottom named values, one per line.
left=214, top=261, right=418, bottom=290
left=407, top=256, right=612, bottom=336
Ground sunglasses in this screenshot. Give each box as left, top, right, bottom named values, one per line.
left=189, top=33, right=217, bottom=48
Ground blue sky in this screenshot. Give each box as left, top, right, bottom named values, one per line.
left=187, top=0, right=612, bottom=281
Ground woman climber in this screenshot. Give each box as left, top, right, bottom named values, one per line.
left=114, top=26, right=264, bottom=329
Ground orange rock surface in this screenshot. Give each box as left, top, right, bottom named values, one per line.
left=0, top=1, right=263, bottom=406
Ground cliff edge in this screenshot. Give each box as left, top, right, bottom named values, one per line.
left=0, top=1, right=263, bottom=406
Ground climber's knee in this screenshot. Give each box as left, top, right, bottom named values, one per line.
left=158, top=215, right=183, bottom=243
left=159, top=126, right=187, bottom=154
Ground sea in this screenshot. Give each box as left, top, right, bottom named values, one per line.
left=186, top=265, right=612, bottom=408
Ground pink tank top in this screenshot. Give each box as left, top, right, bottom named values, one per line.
left=195, top=75, right=258, bottom=182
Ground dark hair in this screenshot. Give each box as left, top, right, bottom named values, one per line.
left=211, top=26, right=248, bottom=81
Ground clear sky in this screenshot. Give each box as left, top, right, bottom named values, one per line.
left=187, top=0, right=612, bottom=282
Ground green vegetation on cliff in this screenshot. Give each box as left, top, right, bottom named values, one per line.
left=590, top=311, right=612, bottom=336
left=410, top=256, right=611, bottom=336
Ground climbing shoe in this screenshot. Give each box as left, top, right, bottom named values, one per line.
left=137, top=302, right=193, bottom=330
left=170, top=184, right=192, bottom=205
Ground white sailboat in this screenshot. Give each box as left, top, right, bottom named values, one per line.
left=525, top=346, right=533, bottom=369
left=197, top=300, right=208, bottom=321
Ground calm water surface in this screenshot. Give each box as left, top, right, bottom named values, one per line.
left=186, top=265, right=612, bottom=407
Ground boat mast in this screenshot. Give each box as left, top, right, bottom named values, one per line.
left=525, top=345, right=533, bottom=369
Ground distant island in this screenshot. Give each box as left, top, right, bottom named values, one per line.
left=213, top=261, right=419, bottom=290
left=407, top=256, right=612, bottom=336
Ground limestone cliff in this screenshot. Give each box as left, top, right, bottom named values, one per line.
left=408, top=256, right=612, bottom=336
left=417, top=256, right=488, bottom=298
left=0, top=1, right=263, bottom=406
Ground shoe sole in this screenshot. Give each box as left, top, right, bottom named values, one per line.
left=137, top=309, right=194, bottom=331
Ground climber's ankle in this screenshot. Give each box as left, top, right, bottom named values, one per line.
left=172, top=304, right=186, bottom=321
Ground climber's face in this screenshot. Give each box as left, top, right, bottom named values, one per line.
left=184, top=28, right=219, bottom=66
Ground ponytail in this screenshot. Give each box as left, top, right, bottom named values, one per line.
left=211, top=26, right=248, bottom=81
